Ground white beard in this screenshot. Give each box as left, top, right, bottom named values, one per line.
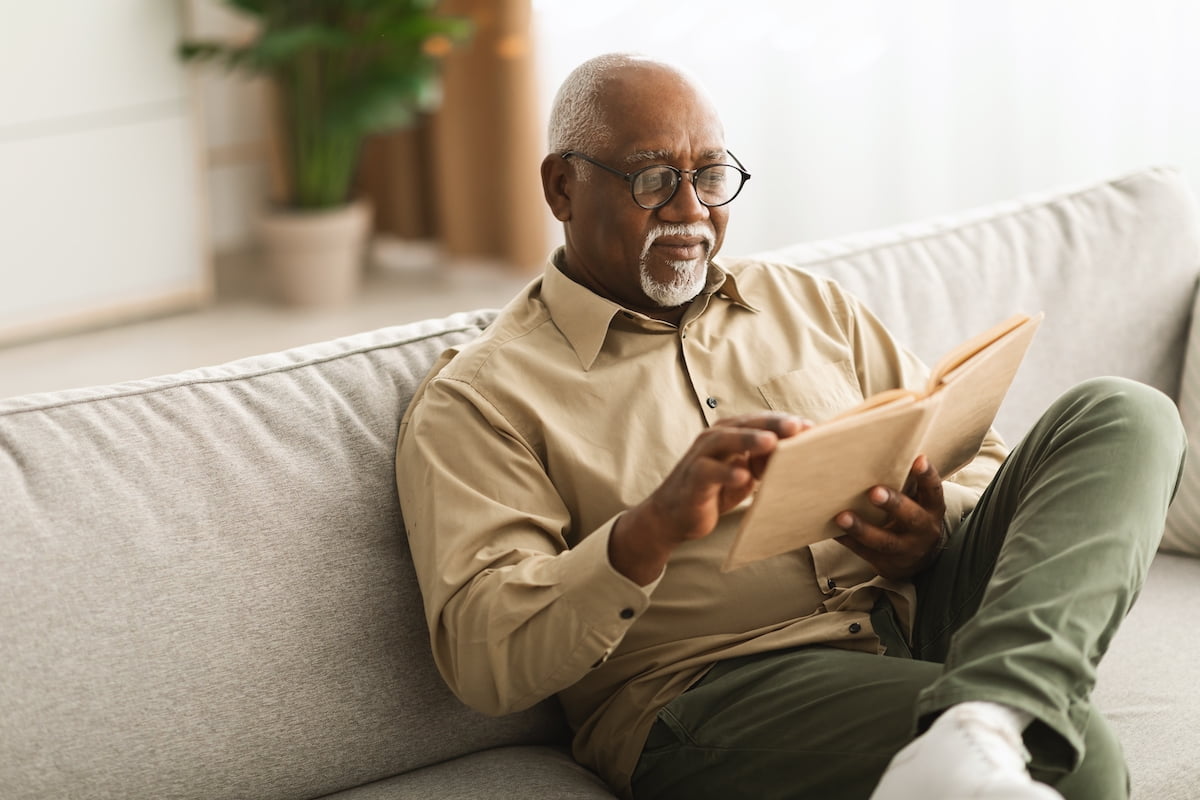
left=640, top=260, right=707, bottom=307
left=638, top=223, right=713, bottom=308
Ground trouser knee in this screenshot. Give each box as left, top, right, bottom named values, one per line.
left=1058, top=376, right=1182, bottom=443
left=1045, top=377, right=1185, bottom=474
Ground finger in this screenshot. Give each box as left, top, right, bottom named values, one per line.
left=713, top=412, right=810, bottom=439
left=748, top=450, right=771, bottom=480
left=692, top=427, right=781, bottom=461
left=834, top=511, right=905, bottom=554
left=687, top=455, right=755, bottom=492
left=866, top=485, right=931, bottom=533
left=911, top=454, right=945, bottom=509
left=693, top=460, right=757, bottom=513
left=835, top=531, right=877, bottom=563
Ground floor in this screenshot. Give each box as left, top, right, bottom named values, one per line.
left=0, top=250, right=534, bottom=399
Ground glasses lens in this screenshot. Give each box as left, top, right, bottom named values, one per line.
left=631, top=167, right=679, bottom=208
left=694, top=165, right=744, bottom=206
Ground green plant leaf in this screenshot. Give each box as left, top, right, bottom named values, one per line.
left=249, top=25, right=353, bottom=67
left=321, top=66, right=433, bottom=135
left=177, top=41, right=231, bottom=62
left=179, top=0, right=473, bottom=208
left=223, top=0, right=268, bottom=16
left=177, top=40, right=261, bottom=72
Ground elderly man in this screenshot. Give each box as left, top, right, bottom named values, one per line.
left=396, top=53, right=1184, bottom=799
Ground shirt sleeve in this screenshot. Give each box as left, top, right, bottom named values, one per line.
left=396, top=373, right=657, bottom=716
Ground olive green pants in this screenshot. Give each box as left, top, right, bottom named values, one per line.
left=631, top=378, right=1186, bottom=800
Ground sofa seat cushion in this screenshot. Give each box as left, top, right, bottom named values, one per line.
left=321, top=746, right=617, bottom=799
left=1093, top=553, right=1200, bottom=799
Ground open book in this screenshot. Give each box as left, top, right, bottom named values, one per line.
left=722, top=312, right=1043, bottom=571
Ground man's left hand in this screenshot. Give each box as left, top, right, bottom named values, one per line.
left=833, top=454, right=947, bottom=580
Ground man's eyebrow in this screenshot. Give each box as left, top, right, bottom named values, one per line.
left=624, top=149, right=672, bottom=166
left=624, top=148, right=729, bottom=166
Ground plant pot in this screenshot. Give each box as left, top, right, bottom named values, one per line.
left=258, top=200, right=373, bottom=307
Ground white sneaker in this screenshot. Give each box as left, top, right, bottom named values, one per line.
left=869, top=703, right=1065, bottom=799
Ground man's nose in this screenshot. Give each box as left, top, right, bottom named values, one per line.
left=657, top=174, right=709, bottom=223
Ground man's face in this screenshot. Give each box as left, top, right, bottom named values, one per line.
left=557, top=67, right=731, bottom=317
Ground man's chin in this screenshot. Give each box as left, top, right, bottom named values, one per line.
left=652, top=255, right=706, bottom=280
left=641, top=259, right=707, bottom=308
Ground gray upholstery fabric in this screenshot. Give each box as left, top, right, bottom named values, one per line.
left=0, top=310, right=575, bottom=800
left=321, top=746, right=615, bottom=799
left=1093, top=553, right=1200, bottom=799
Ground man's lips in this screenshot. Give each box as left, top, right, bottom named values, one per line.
left=651, top=239, right=709, bottom=260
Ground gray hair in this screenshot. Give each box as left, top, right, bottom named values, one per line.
left=547, top=53, right=654, bottom=180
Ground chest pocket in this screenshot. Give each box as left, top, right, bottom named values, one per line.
left=756, top=360, right=865, bottom=423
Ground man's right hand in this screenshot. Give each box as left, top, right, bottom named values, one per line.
left=608, top=412, right=809, bottom=586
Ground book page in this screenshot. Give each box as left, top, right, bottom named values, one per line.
left=826, top=386, right=919, bottom=421
left=925, top=313, right=1032, bottom=391
left=918, top=313, right=1042, bottom=476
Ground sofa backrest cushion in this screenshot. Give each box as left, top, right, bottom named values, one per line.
left=754, top=166, right=1200, bottom=443
left=0, top=310, right=570, bottom=800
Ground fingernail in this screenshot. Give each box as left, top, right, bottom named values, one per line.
left=870, top=487, right=888, bottom=504
left=836, top=513, right=853, bottom=529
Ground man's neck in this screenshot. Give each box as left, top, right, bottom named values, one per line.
left=554, top=251, right=694, bottom=327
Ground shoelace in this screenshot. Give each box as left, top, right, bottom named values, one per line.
left=951, top=710, right=1033, bottom=774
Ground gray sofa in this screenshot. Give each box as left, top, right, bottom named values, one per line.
left=3, top=166, right=1199, bottom=799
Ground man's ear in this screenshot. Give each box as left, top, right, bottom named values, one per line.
left=541, top=154, right=572, bottom=221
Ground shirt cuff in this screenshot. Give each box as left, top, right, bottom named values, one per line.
left=943, top=480, right=982, bottom=530
left=551, top=515, right=660, bottom=636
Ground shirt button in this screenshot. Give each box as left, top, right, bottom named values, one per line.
left=848, top=622, right=862, bottom=634
left=620, top=608, right=635, bottom=620
left=706, top=397, right=718, bottom=409
left=826, top=578, right=837, bottom=590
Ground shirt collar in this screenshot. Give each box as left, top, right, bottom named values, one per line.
left=541, top=248, right=759, bottom=370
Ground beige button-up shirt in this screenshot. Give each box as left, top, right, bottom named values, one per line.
left=396, top=250, right=1005, bottom=796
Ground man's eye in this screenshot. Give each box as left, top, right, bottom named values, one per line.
left=637, top=170, right=672, bottom=193
left=698, top=168, right=728, bottom=189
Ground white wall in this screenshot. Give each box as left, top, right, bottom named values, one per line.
left=533, top=0, right=1200, bottom=257
left=186, top=0, right=273, bottom=253
left=160, top=1, right=1200, bottom=266
left=0, top=0, right=208, bottom=342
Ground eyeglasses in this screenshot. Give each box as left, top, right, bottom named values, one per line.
left=561, top=150, right=751, bottom=210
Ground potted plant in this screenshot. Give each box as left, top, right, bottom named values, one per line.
left=180, top=0, right=471, bottom=306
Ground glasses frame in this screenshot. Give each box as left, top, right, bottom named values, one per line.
left=561, top=150, right=751, bottom=210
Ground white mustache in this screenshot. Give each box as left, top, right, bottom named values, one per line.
left=641, top=223, right=715, bottom=263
